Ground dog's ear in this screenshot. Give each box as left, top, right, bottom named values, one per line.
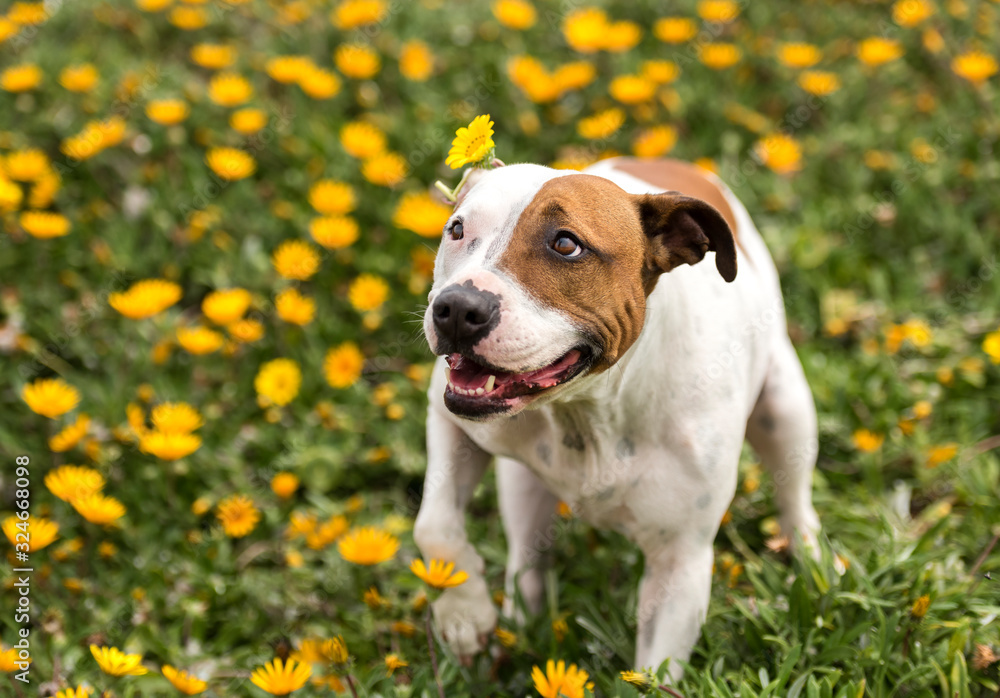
left=635, top=193, right=737, bottom=283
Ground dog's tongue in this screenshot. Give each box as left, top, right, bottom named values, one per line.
left=446, top=350, right=582, bottom=391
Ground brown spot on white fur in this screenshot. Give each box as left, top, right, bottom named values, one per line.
left=495, top=174, right=736, bottom=373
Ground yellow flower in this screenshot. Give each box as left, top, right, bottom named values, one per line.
left=169, top=5, right=208, bottom=29
left=228, top=318, right=264, bottom=343
left=190, top=43, right=236, bottom=70
left=641, top=59, right=679, bottom=84
left=364, top=585, right=389, bottom=609
left=910, top=594, right=930, bottom=618
left=984, top=330, right=1000, bottom=363
left=146, top=99, right=190, bottom=125
left=926, top=443, right=959, bottom=469
left=297, top=66, right=341, bottom=99
left=176, top=326, right=225, bottom=354
left=216, top=494, right=260, bottom=537
left=140, top=431, right=202, bottom=460
left=852, top=429, right=884, bottom=453
left=55, top=687, right=92, bottom=698
left=531, top=659, right=593, bottom=698
left=334, top=43, right=380, bottom=79
left=340, top=121, right=386, bottom=159
left=348, top=273, right=389, bottom=312
left=922, top=28, right=945, bottom=54
left=777, top=42, right=822, bottom=69
left=208, top=72, right=252, bottom=107
left=2, top=515, right=59, bottom=552
left=654, top=16, right=697, bottom=44
left=392, top=192, right=450, bottom=238
left=330, top=0, right=386, bottom=29
left=755, top=133, right=802, bottom=174
left=324, top=342, right=365, bottom=388
left=271, top=472, right=300, bottom=498
left=255, top=358, right=302, bottom=407
left=230, top=107, right=267, bottom=134
left=399, top=39, right=434, bottom=81
left=609, top=74, right=656, bottom=104
left=6, top=149, right=49, bottom=181
left=1, top=64, right=43, bottom=92
left=446, top=114, right=495, bottom=170
left=45, top=465, right=104, bottom=501
left=151, top=402, right=203, bottom=433
left=275, top=288, right=316, bottom=326
left=309, top=179, right=355, bottom=215
left=305, top=516, right=349, bottom=550
left=29, top=170, right=60, bottom=208
left=952, top=50, right=998, bottom=85
left=49, top=414, right=91, bottom=452
left=620, top=670, right=652, bottom=689
left=577, top=108, right=624, bottom=140
left=563, top=8, right=638, bottom=53
left=202, top=288, right=252, bottom=325
left=9, top=1, right=49, bottom=24
left=22, top=377, right=80, bottom=418
left=58, top=63, right=99, bottom=92
left=699, top=43, right=742, bottom=70
left=250, top=660, right=311, bottom=697
left=697, top=0, right=740, bottom=22
left=310, top=215, right=359, bottom=249
left=0, top=178, right=23, bottom=211
left=857, top=37, right=904, bottom=66
left=0, top=18, right=18, bottom=43
left=205, top=147, right=256, bottom=180
left=492, top=0, right=536, bottom=29
left=410, top=558, right=469, bottom=589
left=633, top=125, right=677, bottom=158
left=555, top=61, right=596, bottom=91
left=508, top=56, right=561, bottom=103
left=362, top=152, right=407, bottom=187
left=91, top=645, right=148, bottom=676
left=272, top=240, right=321, bottom=280
left=109, top=279, right=182, bottom=319
left=893, top=0, right=934, bottom=27
left=798, top=70, right=841, bottom=96
left=494, top=627, right=517, bottom=647
left=266, top=55, right=315, bottom=84
left=0, top=646, right=27, bottom=671
left=338, top=526, right=399, bottom=565
left=70, top=492, right=125, bottom=525
left=20, top=211, right=71, bottom=239
left=136, top=0, right=172, bottom=11
left=384, top=654, right=407, bottom=676
left=162, top=665, right=208, bottom=695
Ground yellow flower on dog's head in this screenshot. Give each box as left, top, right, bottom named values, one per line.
left=446, top=114, right=495, bottom=169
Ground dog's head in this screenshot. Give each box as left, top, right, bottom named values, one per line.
left=424, top=164, right=737, bottom=421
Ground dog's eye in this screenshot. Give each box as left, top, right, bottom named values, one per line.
left=552, top=232, right=583, bottom=258
left=448, top=221, right=464, bottom=240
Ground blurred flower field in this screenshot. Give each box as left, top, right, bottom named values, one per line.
left=1, top=0, right=1000, bottom=695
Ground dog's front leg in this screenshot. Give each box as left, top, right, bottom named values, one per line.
left=633, top=540, right=714, bottom=681
left=413, top=405, right=496, bottom=662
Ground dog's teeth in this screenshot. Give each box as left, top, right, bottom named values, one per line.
left=444, top=365, right=451, bottom=384
left=485, top=374, right=495, bottom=392
left=475, top=387, right=485, bottom=396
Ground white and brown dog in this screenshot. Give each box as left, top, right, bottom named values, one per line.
left=413, top=156, right=820, bottom=676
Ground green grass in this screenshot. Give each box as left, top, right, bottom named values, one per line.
left=1, top=0, right=999, bottom=696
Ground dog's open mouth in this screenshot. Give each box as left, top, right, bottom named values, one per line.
left=444, top=346, right=592, bottom=406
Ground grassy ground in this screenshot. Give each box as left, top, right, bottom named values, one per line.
left=1, top=0, right=999, bottom=696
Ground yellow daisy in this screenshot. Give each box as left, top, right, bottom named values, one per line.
left=20, top=211, right=71, bottom=239
left=275, top=288, right=316, bottom=326
left=272, top=240, right=321, bottom=280
left=22, top=377, right=80, bottom=418
left=384, top=654, right=408, bottom=675
left=492, top=0, right=536, bottom=30
left=334, top=43, right=380, bottom=79
left=202, top=288, right=252, bottom=325
left=330, top=0, right=387, bottom=29
left=1, top=63, right=42, bottom=92
left=297, top=66, right=341, bottom=99
left=108, top=279, right=182, bottom=319
left=146, top=99, right=190, bottom=125
left=140, top=431, right=202, bottom=460
left=176, top=326, right=225, bottom=354
left=2, top=514, right=59, bottom=552
left=44, top=465, right=105, bottom=501
left=255, top=358, right=302, bottom=406
left=59, top=63, right=99, bottom=92
left=857, top=37, right=904, bottom=66
left=399, top=40, right=434, bottom=81
left=446, top=114, right=495, bottom=169
left=151, top=402, right=203, bottom=433
left=755, top=133, right=802, bottom=174
left=205, top=147, right=256, bottom=180
left=633, top=125, right=677, bottom=158
left=49, top=413, right=91, bottom=452
left=54, top=686, right=92, bottom=698
left=409, top=558, right=469, bottom=589
left=230, top=107, right=267, bottom=134
left=324, top=342, right=365, bottom=388
left=266, top=56, right=315, bottom=83
left=798, top=70, right=841, bottom=96
left=392, top=191, right=451, bottom=238
left=348, top=274, right=389, bottom=312
left=340, top=121, right=386, bottom=159
left=852, top=429, right=884, bottom=453
left=271, top=472, right=300, bottom=499
left=361, top=151, right=407, bottom=187
left=216, top=494, right=260, bottom=537
left=190, top=43, right=236, bottom=70
left=952, top=50, right=998, bottom=85
left=337, top=526, right=399, bottom=565
left=531, top=659, right=592, bottom=698
left=250, top=657, right=311, bottom=696
left=5, top=149, right=49, bottom=180
left=73, top=493, right=127, bottom=525
left=777, top=42, right=822, bottom=69
left=90, top=645, right=148, bottom=676
left=654, top=17, right=697, bottom=44
left=310, top=215, right=359, bottom=249
left=577, top=108, right=624, bottom=140
left=207, top=72, right=253, bottom=107
left=308, top=179, right=355, bottom=215
left=162, top=665, right=208, bottom=695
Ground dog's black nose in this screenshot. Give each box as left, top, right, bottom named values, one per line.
left=432, top=282, right=500, bottom=350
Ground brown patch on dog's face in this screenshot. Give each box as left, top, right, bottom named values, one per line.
left=496, top=174, right=736, bottom=374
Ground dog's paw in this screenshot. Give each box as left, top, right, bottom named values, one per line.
left=432, top=576, right=497, bottom=663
